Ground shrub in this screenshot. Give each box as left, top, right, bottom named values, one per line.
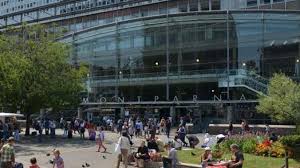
left=242, top=139, right=257, bottom=154
left=270, top=141, right=286, bottom=158
left=280, top=135, right=300, bottom=148
left=220, top=135, right=257, bottom=154
left=211, top=144, right=224, bottom=159
left=256, top=140, right=272, bottom=156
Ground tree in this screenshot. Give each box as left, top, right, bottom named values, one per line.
left=0, top=25, right=87, bottom=135
left=257, top=73, right=300, bottom=132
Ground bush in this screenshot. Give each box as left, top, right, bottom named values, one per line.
left=242, top=139, right=257, bottom=154
left=280, top=135, right=300, bottom=148
left=220, top=135, right=257, bottom=154
left=270, top=141, right=286, bottom=158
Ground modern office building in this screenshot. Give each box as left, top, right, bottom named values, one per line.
left=1, top=0, right=300, bottom=126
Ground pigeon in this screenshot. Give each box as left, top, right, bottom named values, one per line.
left=46, top=153, right=50, bottom=156
left=82, top=165, right=85, bottom=168
left=191, top=152, right=196, bottom=156
left=85, top=163, right=90, bottom=167
left=102, top=156, right=106, bottom=159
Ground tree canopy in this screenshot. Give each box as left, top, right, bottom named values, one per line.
left=0, top=25, right=87, bottom=134
left=257, top=73, right=300, bottom=131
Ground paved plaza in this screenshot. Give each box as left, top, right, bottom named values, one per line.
left=14, top=129, right=207, bottom=168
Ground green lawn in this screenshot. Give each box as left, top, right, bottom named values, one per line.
left=171, top=149, right=300, bottom=168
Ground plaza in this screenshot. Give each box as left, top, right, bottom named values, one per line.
left=0, top=1, right=300, bottom=168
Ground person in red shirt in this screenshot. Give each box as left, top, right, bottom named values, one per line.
left=29, top=157, right=40, bottom=168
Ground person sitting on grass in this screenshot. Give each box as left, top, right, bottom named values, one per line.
left=201, top=147, right=212, bottom=168
left=212, top=144, right=244, bottom=168
left=29, top=157, right=40, bottom=168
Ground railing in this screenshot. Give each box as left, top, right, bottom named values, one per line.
left=91, top=69, right=228, bottom=81
left=88, top=68, right=270, bottom=95
left=234, top=75, right=268, bottom=95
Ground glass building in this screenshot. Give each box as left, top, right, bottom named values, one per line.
left=1, top=0, right=300, bottom=126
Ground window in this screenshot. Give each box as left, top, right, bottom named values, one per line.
left=273, top=0, right=284, bottom=2
left=260, top=0, right=270, bottom=4
left=200, top=0, right=209, bottom=10
left=211, top=0, right=220, bottom=10
left=247, top=0, right=257, bottom=6
left=178, top=1, right=188, bottom=12
left=189, top=0, right=199, bottom=11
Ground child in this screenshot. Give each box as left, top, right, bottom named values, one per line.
left=53, top=149, right=64, bottom=168
left=30, top=157, right=40, bottom=168
left=97, top=127, right=107, bottom=152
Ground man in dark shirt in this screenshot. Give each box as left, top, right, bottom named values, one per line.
left=147, top=138, right=159, bottom=152
left=229, top=144, right=244, bottom=168
left=212, top=144, right=244, bottom=168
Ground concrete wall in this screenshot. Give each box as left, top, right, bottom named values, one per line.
left=208, top=124, right=296, bottom=135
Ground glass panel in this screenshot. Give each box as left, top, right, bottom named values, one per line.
left=189, top=0, right=199, bottom=11
left=178, top=0, right=188, bottom=12
left=200, top=0, right=209, bottom=10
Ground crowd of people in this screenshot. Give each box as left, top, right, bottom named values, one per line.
left=0, top=118, right=20, bottom=142
left=3, top=115, right=283, bottom=168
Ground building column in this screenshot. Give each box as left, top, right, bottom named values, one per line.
left=170, top=106, right=175, bottom=126
left=226, top=105, right=233, bottom=122
left=120, top=107, right=125, bottom=119
left=77, top=107, right=83, bottom=119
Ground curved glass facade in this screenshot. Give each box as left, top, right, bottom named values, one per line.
left=61, top=11, right=300, bottom=103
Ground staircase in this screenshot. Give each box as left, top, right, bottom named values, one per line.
left=218, top=69, right=268, bottom=95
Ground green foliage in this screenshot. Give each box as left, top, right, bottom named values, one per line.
left=257, top=73, right=300, bottom=130
left=0, top=24, right=87, bottom=116
left=220, top=135, right=257, bottom=154
left=242, top=139, right=257, bottom=154
left=280, top=135, right=300, bottom=148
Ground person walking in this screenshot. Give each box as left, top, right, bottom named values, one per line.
left=228, top=121, right=233, bottom=137
left=116, top=132, right=131, bottom=168
left=135, top=120, right=143, bottom=138
left=79, top=121, right=86, bottom=139
left=97, top=127, right=107, bottom=153
left=160, top=118, right=166, bottom=134
left=52, top=149, right=64, bottom=168
left=177, top=125, right=188, bottom=147
left=1, top=137, right=15, bottom=168
left=166, top=119, right=171, bottom=139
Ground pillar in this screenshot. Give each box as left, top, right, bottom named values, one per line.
left=226, top=105, right=233, bottom=122
left=120, top=107, right=125, bottom=119
left=170, top=106, right=175, bottom=126
left=77, top=107, right=83, bottom=119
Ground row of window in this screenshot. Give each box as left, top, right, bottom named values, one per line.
left=0, top=0, right=60, bottom=15
left=247, top=0, right=292, bottom=6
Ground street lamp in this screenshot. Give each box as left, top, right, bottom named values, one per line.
left=297, top=59, right=299, bottom=63
left=196, top=58, right=200, bottom=63
left=155, top=61, right=159, bottom=66
left=242, top=62, right=246, bottom=67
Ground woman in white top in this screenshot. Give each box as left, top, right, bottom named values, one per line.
left=116, top=132, right=131, bottom=168
left=97, top=127, right=107, bottom=153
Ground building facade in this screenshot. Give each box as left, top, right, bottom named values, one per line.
left=1, top=0, right=300, bottom=126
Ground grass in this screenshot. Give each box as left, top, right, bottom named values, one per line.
left=166, top=148, right=300, bottom=168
